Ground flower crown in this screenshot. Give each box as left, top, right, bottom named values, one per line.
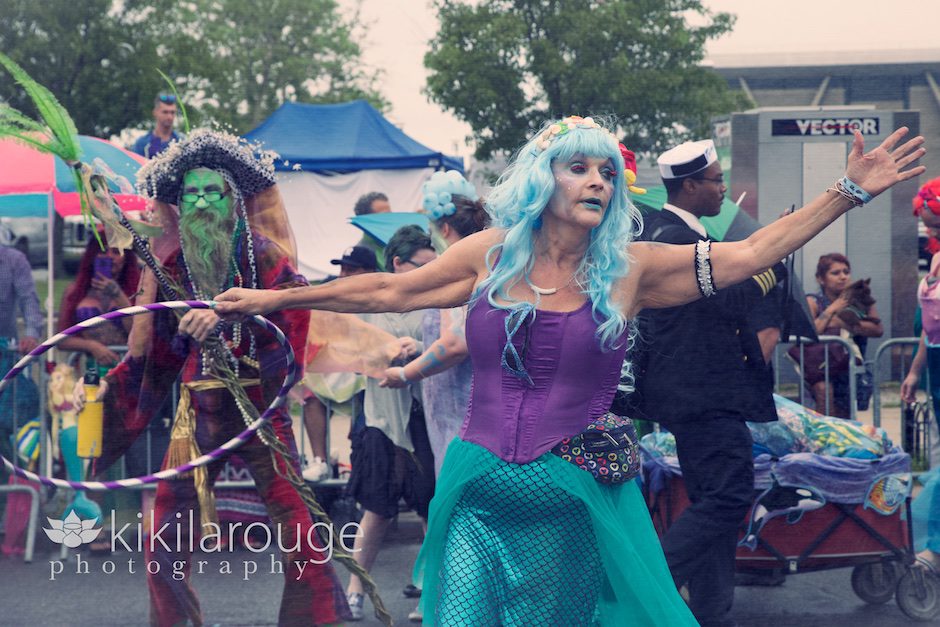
left=421, top=170, right=479, bottom=220
left=533, top=116, right=614, bottom=152
left=533, top=115, right=645, bottom=194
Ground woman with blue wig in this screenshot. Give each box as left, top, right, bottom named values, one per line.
left=212, top=116, right=925, bottom=625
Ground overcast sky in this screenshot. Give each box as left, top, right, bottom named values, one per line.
left=341, top=0, right=940, bottom=157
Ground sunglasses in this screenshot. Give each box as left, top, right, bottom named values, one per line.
left=158, top=93, right=177, bottom=104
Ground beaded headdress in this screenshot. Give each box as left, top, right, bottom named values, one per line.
left=135, top=129, right=297, bottom=268
left=421, top=170, right=478, bottom=220
left=137, top=129, right=277, bottom=203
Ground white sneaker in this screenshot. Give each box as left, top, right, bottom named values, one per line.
left=408, top=605, right=423, bottom=622
left=346, top=592, right=365, bottom=621
left=302, top=457, right=331, bottom=482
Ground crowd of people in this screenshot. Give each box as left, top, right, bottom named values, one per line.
left=0, top=94, right=935, bottom=627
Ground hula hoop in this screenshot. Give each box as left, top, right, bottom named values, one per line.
left=0, top=300, right=299, bottom=491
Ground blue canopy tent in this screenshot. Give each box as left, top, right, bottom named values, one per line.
left=244, top=101, right=463, bottom=278
left=245, top=100, right=463, bottom=173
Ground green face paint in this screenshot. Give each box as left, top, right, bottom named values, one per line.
left=179, top=168, right=236, bottom=294
left=180, top=168, right=231, bottom=219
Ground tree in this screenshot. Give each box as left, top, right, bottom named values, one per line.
left=0, top=0, right=384, bottom=138
left=0, top=0, right=168, bottom=138
left=167, top=0, right=387, bottom=132
left=425, top=0, right=746, bottom=159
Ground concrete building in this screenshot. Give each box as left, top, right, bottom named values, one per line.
left=709, top=50, right=940, bottom=346
left=710, top=49, right=940, bottom=177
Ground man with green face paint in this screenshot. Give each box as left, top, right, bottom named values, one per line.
left=94, top=131, right=351, bottom=626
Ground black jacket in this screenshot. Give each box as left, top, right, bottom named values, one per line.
left=626, top=209, right=782, bottom=425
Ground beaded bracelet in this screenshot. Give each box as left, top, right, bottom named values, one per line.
left=838, top=176, right=873, bottom=204
left=828, top=176, right=871, bottom=207
left=694, top=239, right=717, bottom=298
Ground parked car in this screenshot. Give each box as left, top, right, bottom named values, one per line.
left=0, top=216, right=48, bottom=267
left=63, top=210, right=147, bottom=272
left=62, top=214, right=93, bottom=272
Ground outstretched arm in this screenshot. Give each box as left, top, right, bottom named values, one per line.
left=214, top=228, right=501, bottom=318
left=629, top=128, right=925, bottom=313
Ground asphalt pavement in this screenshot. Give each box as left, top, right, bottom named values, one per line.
left=0, top=509, right=927, bottom=626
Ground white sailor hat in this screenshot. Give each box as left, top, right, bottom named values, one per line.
left=657, top=139, right=718, bottom=180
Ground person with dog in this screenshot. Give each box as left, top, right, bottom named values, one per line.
left=805, top=253, right=883, bottom=418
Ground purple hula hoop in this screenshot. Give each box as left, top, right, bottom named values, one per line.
left=0, top=300, right=299, bottom=491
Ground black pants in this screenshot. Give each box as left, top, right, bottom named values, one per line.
left=660, top=418, right=754, bottom=627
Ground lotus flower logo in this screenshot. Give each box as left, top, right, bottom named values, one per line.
left=43, top=511, right=102, bottom=548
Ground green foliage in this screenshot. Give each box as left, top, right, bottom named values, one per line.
left=0, top=0, right=385, bottom=137
left=425, top=0, right=747, bottom=159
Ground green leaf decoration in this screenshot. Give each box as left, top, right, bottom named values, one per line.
left=0, top=52, right=81, bottom=163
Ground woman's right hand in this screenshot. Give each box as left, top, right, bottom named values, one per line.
left=72, top=378, right=109, bottom=413
left=900, top=372, right=920, bottom=404
left=90, top=342, right=121, bottom=365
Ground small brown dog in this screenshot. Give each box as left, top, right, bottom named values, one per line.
left=836, top=278, right=880, bottom=329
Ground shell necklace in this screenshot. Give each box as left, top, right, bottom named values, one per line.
left=525, top=267, right=583, bottom=296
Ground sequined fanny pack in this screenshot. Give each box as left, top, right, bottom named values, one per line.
left=551, top=412, right=641, bottom=485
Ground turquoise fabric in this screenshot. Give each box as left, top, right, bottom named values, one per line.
left=912, top=307, right=940, bottom=553
left=413, top=438, right=697, bottom=626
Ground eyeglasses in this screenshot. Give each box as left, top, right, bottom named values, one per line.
left=401, top=258, right=429, bottom=269
left=694, top=176, right=725, bottom=185
left=180, top=191, right=228, bottom=204
left=157, top=93, right=177, bottom=104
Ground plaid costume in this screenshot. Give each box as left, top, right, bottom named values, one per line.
left=101, top=231, right=350, bottom=626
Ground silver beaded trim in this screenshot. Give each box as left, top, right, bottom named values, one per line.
left=695, top=239, right=716, bottom=298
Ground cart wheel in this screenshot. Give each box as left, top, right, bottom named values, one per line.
left=896, top=568, right=940, bottom=621
left=851, top=562, right=899, bottom=604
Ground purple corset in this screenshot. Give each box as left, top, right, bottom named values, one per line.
left=460, top=299, right=628, bottom=463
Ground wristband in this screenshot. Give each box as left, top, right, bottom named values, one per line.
left=837, top=176, right=872, bottom=205
left=398, top=366, right=409, bottom=383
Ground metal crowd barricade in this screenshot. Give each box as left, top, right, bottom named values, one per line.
left=774, top=335, right=861, bottom=421
left=872, top=338, right=934, bottom=473
left=0, top=340, right=43, bottom=563
left=48, top=345, right=351, bottom=559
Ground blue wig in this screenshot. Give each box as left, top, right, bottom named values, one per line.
left=478, top=117, right=642, bottom=351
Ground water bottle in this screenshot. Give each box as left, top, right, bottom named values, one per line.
left=76, top=357, right=104, bottom=458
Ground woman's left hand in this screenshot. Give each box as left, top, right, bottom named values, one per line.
left=844, top=127, right=926, bottom=197
left=178, top=309, right=221, bottom=343
left=91, top=275, right=125, bottom=301
left=396, top=337, right=419, bottom=360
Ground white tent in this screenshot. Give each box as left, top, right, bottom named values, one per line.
left=244, top=101, right=464, bottom=279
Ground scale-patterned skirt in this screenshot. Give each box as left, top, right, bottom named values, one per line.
left=413, top=438, right=697, bottom=626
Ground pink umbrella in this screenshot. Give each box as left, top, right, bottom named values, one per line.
left=0, top=135, right=147, bottom=217
left=0, top=136, right=149, bottom=343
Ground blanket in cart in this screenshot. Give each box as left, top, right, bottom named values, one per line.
left=641, top=394, right=892, bottom=460
left=641, top=394, right=912, bottom=508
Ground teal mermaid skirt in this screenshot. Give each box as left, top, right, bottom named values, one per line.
left=413, top=438, right=697, bottom=626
